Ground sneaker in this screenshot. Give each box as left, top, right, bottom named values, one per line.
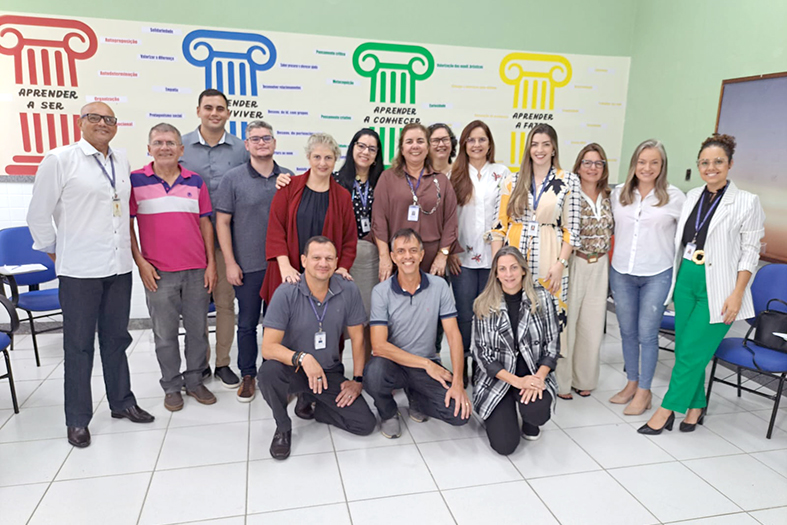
left=201, top=366, right=212, bottom=380
left=521, top=421, right=541, bottom=441
left=214, top=366, right=240, bottom=389
left=186, top=384, right=217, bottom=405
left=380, top=413, right=402, bottom=439
left=164, top=392, right=184, bottom=412
left=408, top=406, right=428, bottom=423
left=237, top=375, right=256, bottom=403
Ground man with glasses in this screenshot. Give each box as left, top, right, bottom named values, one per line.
left=215, top=120, right=293, bottom=402
left=28, top=102, right=155, bottom=448
left=130, top=123, right=218, bottom=412
left=181, top=89, right=248, bottom=388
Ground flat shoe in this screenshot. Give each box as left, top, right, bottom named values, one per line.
left=557, top=393, right=573, bottom=400
left=572, top=388, right=591, bottom=397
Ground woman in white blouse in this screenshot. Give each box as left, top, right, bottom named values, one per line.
left=609, top=140, right=685, bottom=415
left=639, top=134, right=764, bottom=434
left=448, top=120, right=510, bottom=380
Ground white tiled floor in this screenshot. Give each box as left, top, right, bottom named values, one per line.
left=0, top=317, right=786, bottom=524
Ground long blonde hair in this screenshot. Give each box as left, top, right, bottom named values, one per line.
left=618, top=139, right=670, bottom=207
left=506, top=124, right=561, bottom=218
left=473, top=246, right=540, bottom=318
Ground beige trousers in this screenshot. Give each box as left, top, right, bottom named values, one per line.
left=557, top=253, right=608, bottom=394
left=206, top=248, right=235, bottom=368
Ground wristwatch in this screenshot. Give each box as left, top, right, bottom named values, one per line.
left=353, top=375, right=363, bottom=383
left=559, top=258, right=568, bottom=269
left=440, top=248, right=450, bottom=256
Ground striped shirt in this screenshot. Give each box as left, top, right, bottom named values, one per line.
left=130, top=162, right=212, bottom=272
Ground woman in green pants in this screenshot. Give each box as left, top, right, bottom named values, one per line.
left=638, top=134, right=765, bottom=435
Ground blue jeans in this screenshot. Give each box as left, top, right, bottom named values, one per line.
left=233, top=269, right=266, bottom=378
left=451, top=267, right=490, bottom=356
left=609, top=267, right=672, bottom=390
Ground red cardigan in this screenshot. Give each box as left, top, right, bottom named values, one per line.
left=260, top=171, right=357, bottom=303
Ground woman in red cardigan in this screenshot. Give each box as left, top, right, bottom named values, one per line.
left=260, top=133, right=357, bottom=305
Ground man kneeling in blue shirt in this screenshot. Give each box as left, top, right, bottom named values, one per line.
left=259, top=236, right=375, bottom=459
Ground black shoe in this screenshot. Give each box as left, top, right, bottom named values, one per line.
left=637, top=412, right=675, bottom=435
left=269, top=429, right=292, bottom=460
left=202, top=366, right=212, bottom=380
left=214, top=366, right=240, bottom=388
left=522, top=421, right=541, bottom=441
left=111, top=404, right=155, bottom=424
left=679, top=408, right=707, bottom=432
left=67, top=426, right=91, bottom=448
left=294, top=394, right=315, bottom=420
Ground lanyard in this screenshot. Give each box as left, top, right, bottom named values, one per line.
left=406, top=168, right=425, bottom=202
left=693, top=186, right=725, bottom=241
left=353, top=179, right=370, bottom=210
left=308, top=294, right=332, bottom=331
left=94, top=154, right=117, bottom=196
left=530, top=170, right=552, bottom=211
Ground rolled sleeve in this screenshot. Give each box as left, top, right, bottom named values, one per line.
left=738, top=194, right=765, bottom=274
left=27, top=154, right=61, bottom=254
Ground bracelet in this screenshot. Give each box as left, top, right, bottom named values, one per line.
left=298, top=352, right=307, bottom=366
left=291, top=351, right=300, bottom=367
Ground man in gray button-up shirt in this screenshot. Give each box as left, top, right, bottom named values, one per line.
left=180, top=89, right=248, bottom=388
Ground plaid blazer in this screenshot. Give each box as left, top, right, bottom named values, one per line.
left=471, top=285, right=559, bottom=420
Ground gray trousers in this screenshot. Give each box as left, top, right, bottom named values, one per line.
left=145, top=269, right=209, bottom=393
left=259, top=360, right=376, bottom=435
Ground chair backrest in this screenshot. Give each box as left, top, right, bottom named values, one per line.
left=750, top=264, right=787, bottom=324
left=0, top=226, right=57, bottom=286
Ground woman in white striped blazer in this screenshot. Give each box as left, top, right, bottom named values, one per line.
left=639, top=134, right=765, bottom=435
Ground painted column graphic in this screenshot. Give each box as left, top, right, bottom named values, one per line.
left=182, top=29, right=276, bottom=138
left=0, top=15, right=97, bottom=175
left=499, top=52, right=572, bottom=170
left=353, top=42, right=434, bottom=162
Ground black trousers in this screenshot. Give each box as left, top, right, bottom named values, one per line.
left=484, top=354, right=552, bottom=456
left=364, top=356, right=469, bottom=426
left=258, top=360, right=376, bottom=435
left=59, top=273, right=137, bottom=427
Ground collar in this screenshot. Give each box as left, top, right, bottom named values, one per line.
left=140, top=162, right=194, bottom=178
left=296, top=274, right=343, bottom=299
left=195, top=127, right=227, bottom=146
left=391, top=270, right=430, bottom=296
left=247, top=160, right=282, bottom=179
left=78, top=138, right=114, bottom=160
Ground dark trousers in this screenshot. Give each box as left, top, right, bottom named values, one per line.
left=258, top=360, right=376, bottom=435
left=59, top=273, right=136, bottom=427
left=451, top=267, right=490, bottom=356
left=363, top=356, right=469, bottom=426
left=234, top=269, right=266, bottom=378
left=484, top=355, right=552, bottom=455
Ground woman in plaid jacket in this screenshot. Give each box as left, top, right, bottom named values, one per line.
left=471, top=246, right=559, bottom=455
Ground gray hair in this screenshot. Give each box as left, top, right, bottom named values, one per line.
left=148, top=123, right=182, bottom=144
left=305, top=132, right=340, bottom=159
left=246, top=120, right=273, bottom=136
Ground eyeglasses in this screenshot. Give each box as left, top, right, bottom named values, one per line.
left=247, top=135, right=274, bottom=144
left=355, top=142, right=378, bottom=154
left=151, top=140, right=179, bottom=148
left=466, top=137, right=488, bottom=146
left=581, top=160, right=606, bottom=169
left=697, top=158, right=727, bottom=170
left=81, top=113, right=118, bottom=126
left=430, top=136, right=451, bottom=145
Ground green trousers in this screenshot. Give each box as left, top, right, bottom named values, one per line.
left=661, top=261, right=731, bottom=413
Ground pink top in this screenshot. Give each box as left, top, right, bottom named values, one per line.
left=130, top=162, right=212, bottom=272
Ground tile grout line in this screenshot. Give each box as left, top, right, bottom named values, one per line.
left=243, top=390, right=251, bottom=525
left=135, top=398, right=173, bottom=525
left=327, top=426, right=355, bottom=525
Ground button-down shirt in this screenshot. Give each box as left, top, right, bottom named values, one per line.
left=456, top=162, right=509, bottom=268
left=27, top=139, right=133, bottom=278
left=611, top=184, right=686, bottom=276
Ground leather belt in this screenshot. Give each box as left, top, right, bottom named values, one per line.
left=575, top=251, right=607, bottom=264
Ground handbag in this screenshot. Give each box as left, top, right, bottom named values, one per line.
left=742, top=298, right=787, bottom=370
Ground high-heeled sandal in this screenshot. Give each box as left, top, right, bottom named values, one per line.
left=679, top=408, right=706, bottom=432
left=637, top=412, right=675, bottom=435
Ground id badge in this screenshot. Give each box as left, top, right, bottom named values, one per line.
left=360, top=217, right=371, bottom=233
left=683, top=242, right=697, bottom=260
left=526, top=221, right=539, bottom=237
left=407, top=205, right=420, bottom=222
left=112, top=196, right=122, bottom=217
left=314, top=331, right=327, bottom=350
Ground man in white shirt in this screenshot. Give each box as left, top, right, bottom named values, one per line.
left=27, top=102, right=155, bottom=448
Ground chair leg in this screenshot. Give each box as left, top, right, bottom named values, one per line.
left=706, top=357, right=718, bottom=406
left=27, top=310, right=40, bottom=367
left=2, top=348, right=19, bottom=414
left=766, top=373, right=785, bottom=440
left=736, top=367, right=742, bottom=397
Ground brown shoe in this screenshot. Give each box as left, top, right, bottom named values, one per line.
left=237, top=375, right=256, bottom=403
left=623, top=389, right=652, bottom=416
left=164, top=392, right=184, bottom=412
left=186, top=384, right=217, bottom=405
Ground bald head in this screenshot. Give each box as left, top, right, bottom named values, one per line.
left=78, top=101, right=118, bottom=154
left=80, top=101, right=115, bottom=116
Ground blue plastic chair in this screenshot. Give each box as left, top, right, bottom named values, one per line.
left=0, top=294, right=21, bottom=412
left=706, top=264, right=787, bottom=438
left=0, top=226, right=63, bottom=367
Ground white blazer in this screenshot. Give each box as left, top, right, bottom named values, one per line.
left=665, top=180, right=765, bottom=323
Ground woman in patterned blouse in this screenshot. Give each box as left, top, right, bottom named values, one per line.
left=490, top=124, right=581, bottom=364
left=557, top=143, right=614, bottom=399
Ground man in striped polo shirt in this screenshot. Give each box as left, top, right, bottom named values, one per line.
left=130, top=123, right=218, bottom=411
